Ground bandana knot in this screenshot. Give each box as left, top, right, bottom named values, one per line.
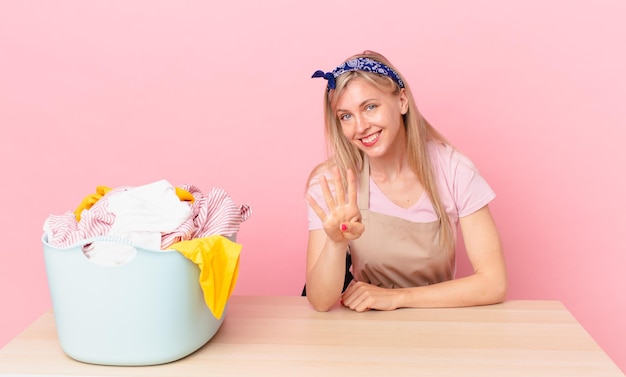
left=311, top=70, right=336, bottom=90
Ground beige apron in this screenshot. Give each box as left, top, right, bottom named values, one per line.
left=349, top=158, right=455, bottom=288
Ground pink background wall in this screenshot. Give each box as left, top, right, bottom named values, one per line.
left=1, top=0, right=625, bottom=372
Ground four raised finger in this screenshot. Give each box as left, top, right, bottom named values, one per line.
left=346, top=168, right=358, bottom=207
left=333, top=166, right=346, bottom=206
left=306, top=194, right=328, bottom=222
left=319, top=175, right=337, bottom=211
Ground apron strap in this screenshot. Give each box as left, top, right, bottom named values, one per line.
left=358, top=155, right=369, bottom=210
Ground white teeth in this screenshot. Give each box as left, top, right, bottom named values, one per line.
left=362, top=132, right=379, bottom=144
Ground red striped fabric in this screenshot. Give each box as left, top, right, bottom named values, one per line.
left=44, top=183, right=251, bottom=249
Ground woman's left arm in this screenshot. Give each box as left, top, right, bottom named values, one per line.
left=453, top=204, right=507, bottom=305
left=341, top=204, right=506, bottom=311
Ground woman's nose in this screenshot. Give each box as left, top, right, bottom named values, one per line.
left=354, top=115, right=367, bottom=133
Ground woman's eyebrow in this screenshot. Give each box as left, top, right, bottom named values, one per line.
left=336, top=98, right=377, bottom=113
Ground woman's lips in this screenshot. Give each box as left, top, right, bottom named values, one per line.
left=361, top=131, right=381, bottom=147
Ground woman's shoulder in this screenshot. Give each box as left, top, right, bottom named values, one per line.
left=427, top=141, right=480, bottom=173
left=306, top=160, right=334, bottom=187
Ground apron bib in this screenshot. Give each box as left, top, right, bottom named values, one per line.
left=349, top=157, right=455, bottom=288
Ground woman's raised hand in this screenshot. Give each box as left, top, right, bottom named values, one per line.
left=307, top=166, right=364, bottom=243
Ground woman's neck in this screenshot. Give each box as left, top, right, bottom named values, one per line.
left=368, top=148, right=412, bottom=182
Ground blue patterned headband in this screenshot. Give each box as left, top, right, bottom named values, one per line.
left=312, top=57, right=405, bottom=91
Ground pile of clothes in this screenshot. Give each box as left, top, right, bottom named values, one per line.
left=43, top=179, right=251, bottom=319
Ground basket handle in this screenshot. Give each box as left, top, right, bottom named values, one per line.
left=78, top=236, right=139, bottom=267
left=76, top=235, right=135, bottom=247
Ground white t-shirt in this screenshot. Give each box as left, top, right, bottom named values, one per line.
left=306, top=142, right=495, bottom=230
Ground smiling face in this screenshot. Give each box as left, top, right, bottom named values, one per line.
left=333, top=77, right=409, bottom=160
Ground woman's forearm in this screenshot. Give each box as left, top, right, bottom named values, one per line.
left=396, top=270, right=507, bottom=308
left=306, top=238, right=350, bottom=311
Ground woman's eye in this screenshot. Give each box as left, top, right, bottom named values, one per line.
left=366, top=104, right=377, bottom=111
left=340, top=114, right=351, bottom=121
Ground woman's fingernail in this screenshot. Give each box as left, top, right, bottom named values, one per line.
left=340, top=223, right=347, bottom=231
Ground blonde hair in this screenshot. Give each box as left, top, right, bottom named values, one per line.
left=308, top=50, right=455, bottom=251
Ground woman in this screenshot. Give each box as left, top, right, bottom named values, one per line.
left=305, top=50, right=506, bottom=312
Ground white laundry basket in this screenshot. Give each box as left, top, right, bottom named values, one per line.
left=42, top=233, right=234, bottom=366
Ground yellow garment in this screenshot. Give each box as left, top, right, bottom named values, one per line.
left=74, top=185, right=195, bottom=221
left=175, top=187, right=195, bottom=203
left=74, top=186, right=112, bottom=221
left=169, top=235, right=241, bottom=319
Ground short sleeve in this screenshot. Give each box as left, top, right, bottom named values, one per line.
left=305, top=167, right=334, bottom=231
left=431, top=143, right=496, bottom=219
